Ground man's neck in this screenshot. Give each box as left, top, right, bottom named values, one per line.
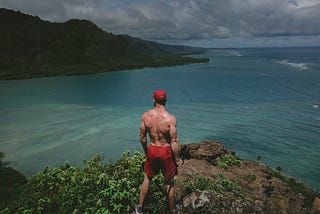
left=154, top=103, right=166, bottom=110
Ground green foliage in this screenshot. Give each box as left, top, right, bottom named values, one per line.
left=217, top=155, right=241, bottom=169
left=1, top=151, right=175, bottom=214
left=183, top=175, right=241, bottom=194
left=237, top=172, right=257, bottom=184
left=245, top=173, right=257, bottom=182
left=182, top=174, right=249, bottom=201
left=0, top=152, right=27, bottom=209
left=0, top=168, right=27, bottom=209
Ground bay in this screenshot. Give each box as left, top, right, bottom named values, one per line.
left=0, top=47, right=319, bottom=191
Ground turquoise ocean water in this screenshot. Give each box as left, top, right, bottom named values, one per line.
left=0, top=48, right=319, bottom=192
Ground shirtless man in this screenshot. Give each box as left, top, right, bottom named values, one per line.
left=136, top=90, right=180, bottom=214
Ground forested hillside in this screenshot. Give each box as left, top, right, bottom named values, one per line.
left=0, top=8, right=208, bottom=79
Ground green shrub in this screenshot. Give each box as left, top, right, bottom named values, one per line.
left=183, top=175, right=240, bottom=194
left=0, top=152, right=27, bottom=209
left=218, top=155, right=241, bottom=169
left=182, top=174, right=249, bottom=200
left=2, top=151, right=174, bottom=214
left=245, top=173, right=257, bottom=182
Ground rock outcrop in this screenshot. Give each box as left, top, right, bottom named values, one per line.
left=175, top=141, right=320, bottom=214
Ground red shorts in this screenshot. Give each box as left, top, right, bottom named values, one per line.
left=144, top=144, right=177, bottom=184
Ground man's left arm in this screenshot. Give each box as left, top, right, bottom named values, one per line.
left=140, top=119, right=148, bottom=156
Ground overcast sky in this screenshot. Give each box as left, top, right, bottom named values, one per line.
left=1, top=0, right=320, bottom=48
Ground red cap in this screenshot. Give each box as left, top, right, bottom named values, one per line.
left=153, top=90, right=167, bottom=102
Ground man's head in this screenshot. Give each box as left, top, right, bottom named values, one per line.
left=153, top=90, right=167, bottom=106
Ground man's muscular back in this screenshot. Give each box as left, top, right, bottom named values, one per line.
left=141, top=106, right=177, bottom=146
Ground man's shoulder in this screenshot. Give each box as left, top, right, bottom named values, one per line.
left=142, top=109, right=153, bottom=118
left=169, top=114, right=176, bottom=123
left=165, top=111, right=176, bottom=123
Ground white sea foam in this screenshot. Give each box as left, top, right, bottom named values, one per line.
left=276, top=60, right=310, bottom=70
left=226, top=50, right=242, bottom=57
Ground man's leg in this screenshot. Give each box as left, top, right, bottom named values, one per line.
left=166, top=183, right=176, bottom=213
left=138, top=175, right=151, bottom=208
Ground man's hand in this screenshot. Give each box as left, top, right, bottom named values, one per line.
left=175, top=158, right=183, bottom=167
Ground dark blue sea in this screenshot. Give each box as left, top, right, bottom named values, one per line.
left=0, top=47, right=319, bottom=192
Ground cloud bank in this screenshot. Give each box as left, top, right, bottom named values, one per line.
left=1, top=0, right=320, bottom=47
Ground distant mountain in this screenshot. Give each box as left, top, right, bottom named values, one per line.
left=0, top=8, right=208, bottom=80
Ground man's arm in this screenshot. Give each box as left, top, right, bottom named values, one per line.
left=140, top=118, right=148, bottom=156
left=169, top=116, right=180, bottom=163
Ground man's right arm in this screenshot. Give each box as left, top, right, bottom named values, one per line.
left=140, top=118, right=148, bottom=156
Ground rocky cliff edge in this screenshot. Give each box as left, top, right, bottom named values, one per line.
left=175, top=141, right=320, bottom=214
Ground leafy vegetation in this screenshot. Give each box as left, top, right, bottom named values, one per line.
left=245, top=173, right=257, bottom=182
left=0, top=152, right=27, bottom=210
left=0, top=151, right=174, bottom=214
left=182, top=174, right=248, bottom=200
left=217, top=155, right=241, bottom=169
left=0, top=8, right=209, bottom=80
left=236, top=172, right=257, bottom=184
left=1, top=149, right=319, bottom=213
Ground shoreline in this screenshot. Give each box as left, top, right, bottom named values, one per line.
left=0, top=56, right=209, bottom=81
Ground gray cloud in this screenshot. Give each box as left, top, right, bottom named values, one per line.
left=229, top=0, right=320, bottom=37
left=1, top=0, right=320, bottom=46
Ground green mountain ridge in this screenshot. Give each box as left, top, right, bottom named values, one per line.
left=0, top=8, right=208, bottom=80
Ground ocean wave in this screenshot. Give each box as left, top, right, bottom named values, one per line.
left=276, top=60, right=310, bottom=70
left=226, top=50, right=242, bottom=57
